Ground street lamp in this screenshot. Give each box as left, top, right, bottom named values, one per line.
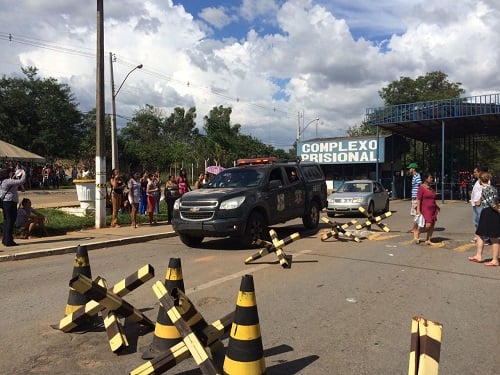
left=297, top=116, right=319, bottom=142
left=110, top=53, right=142, bottom=170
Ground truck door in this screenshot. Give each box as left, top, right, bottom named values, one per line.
left=267, top=167, right=287, bottom=223
left=283, top=166, right=304, bottom=218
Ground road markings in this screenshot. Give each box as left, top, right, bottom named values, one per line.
left=188, top=249, right=312, bottom=295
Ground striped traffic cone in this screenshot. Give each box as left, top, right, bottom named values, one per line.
left=141, top=257, right=185, bottom=359
left=65, top=245, right=92, bottom=315
left=223, top=274, right=266, bottom=375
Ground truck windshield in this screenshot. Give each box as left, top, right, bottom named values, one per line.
left=206, top=168, right=264, bottom=188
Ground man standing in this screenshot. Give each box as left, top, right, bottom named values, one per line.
left=407, top=163, right=422, bottom=233
left=470, top=165, right=490, bottom=244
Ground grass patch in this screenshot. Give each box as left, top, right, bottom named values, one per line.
left=1, top=200, right=169, bottom=237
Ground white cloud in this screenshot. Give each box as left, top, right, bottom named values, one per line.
left=0, top=0, right=498, bottom=151
left=199, top=6, right=236, bottom=29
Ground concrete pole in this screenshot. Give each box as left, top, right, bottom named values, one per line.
left=95, top=0, right=107, bottom=228
left=109, top=52, right=118, bottom=170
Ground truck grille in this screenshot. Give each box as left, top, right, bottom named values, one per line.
left=179, top=200, right=217, bottom=221
left=180, top=211, right=214, bottom=221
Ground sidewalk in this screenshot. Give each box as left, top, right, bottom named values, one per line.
left=0, top=189, right=177, bottom=262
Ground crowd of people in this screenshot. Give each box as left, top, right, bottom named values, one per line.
left=408, top=163, right=499, bottom=267
left=109, top=168, right=212, bottom=228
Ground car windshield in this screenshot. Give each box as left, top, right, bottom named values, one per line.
left=206, top=168, right=264, bottom=188
left=337, top=182, right=372, bottom=193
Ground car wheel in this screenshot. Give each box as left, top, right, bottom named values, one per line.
left=179, top=234, right=204, bottom=247
left=367, top=201, right=375, bottom=216
left=384, top=199, right=390, bottom=213
left=241, top=212, right=266, bottom=247
left=327, top=211, right=336, bottom=218
left=303, top=200, right=320, bottom=229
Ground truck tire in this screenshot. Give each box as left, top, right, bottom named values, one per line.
left=240, top=212, right=266, bottom=247
left=179, top=234, right=204, bottom=248
left=302, top=200, right=320, bottom=229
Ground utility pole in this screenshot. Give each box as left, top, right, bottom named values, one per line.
left=109, top=52, right=117, bottom=170
left=95, top=0, right=106, bottom=228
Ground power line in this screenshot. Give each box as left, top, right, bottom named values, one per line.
left=0, top=32, right=297, bottom=119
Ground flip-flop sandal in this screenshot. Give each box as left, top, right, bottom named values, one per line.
left=468, top=257, right=481, bottom=263
left=484, top=263, right=499, bottom=267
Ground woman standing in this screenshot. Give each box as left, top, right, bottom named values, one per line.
left=146, top=173, right=159, bottom=225
left=1, top=167, right=26, bottom=246
left=414, top=171, right=440, bottom=245
left=177, top=168, right=191, bottom=197
left=164, top=174, right=179, bottom=224
left=139, top=172, right=148, bottom=216
left=128, top=171, right=141, bottom=228
left=109, top=169, right=125, bottom=227
left=468, top=171, right=500, bottom=266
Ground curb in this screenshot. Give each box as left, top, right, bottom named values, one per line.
left=0, top=231, right=178, bottom=262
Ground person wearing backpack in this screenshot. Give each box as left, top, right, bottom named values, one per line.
left=1, top=167, right=27, bottom=246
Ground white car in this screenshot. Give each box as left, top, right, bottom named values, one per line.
left=326, top=180, right=389, bottom=217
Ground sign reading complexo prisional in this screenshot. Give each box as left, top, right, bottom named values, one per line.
left=298, top=137, right=384, bottom=164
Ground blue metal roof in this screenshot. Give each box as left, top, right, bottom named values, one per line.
left=365, top=93, right=500, bottom=142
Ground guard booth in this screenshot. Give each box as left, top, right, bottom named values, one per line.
left=297, top=134, right=408, bottom=196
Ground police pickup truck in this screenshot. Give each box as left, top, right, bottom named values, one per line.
left=172, top=157, right=327, bottom=247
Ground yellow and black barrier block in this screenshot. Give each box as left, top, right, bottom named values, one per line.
left=54, top=264, right=154, bottom=332
left=97, top=277, right=129, bottom=354
left=223, top=274, right=266, bottom=375
left=408, top=316, right=443, bottom=375
left=130, top=311, right=234, bottom=375
left=65, top=245, right=92, bottom=315
left=69, top=274, right=154, bottom=328
left=355, top=207, right=392, bottom=232
left=142, top=258, right=185, bottom=359
left=321, top=217, right=360, bottom=242
left=152, top=281, right=221, bottom=375
left=245, top=230, right=299, bottom=268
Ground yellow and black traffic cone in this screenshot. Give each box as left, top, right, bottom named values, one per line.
left=65, top=245, right=92, bottom=315
left=141, top=257, right=185, bottom=359
left=223, top=274, right=266, bottom=375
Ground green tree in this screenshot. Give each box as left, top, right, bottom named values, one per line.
left=120, top=104, right=168, bottom=170
left=0, top=67, right=83, bottom=159
left=379, top=71, right=465, bottom=105
left=203, top=106, right=241, bottom=165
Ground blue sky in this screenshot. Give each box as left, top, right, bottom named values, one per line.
left=0, top=0, right=498, bottom=150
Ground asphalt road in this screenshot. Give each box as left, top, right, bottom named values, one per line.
left=0, top=200, right=498, bottom=374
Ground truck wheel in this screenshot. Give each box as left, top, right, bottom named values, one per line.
left=241, top=212, right=266, bottom=247
left=179, top=234, right=204, bottom=248
left=303, top=201, right=320, bottom=229
left=384, top=199, right=390, bottom=213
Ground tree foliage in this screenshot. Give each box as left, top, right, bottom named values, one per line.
left=378, top=71, right=465, bottom=105
left=0, top=67, right=83, bottom=159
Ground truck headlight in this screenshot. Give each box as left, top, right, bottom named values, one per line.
left=173, top=199, right=180, bottom=210
left=220, top=196, right=246, bottom=210
left=352, top=197, right=363, bottom=203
